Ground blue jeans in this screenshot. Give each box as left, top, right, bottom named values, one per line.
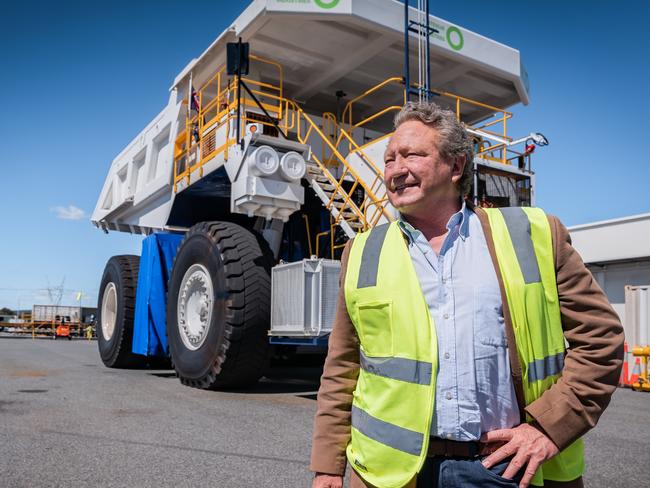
left=416, top=456, right=523, bottom=487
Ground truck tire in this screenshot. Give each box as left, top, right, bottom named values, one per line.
left=97, top=255, right=144, bottom=368
left=167, top=221, right=273, bottom=389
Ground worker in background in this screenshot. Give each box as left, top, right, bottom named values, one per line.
left=85, top=314, right=95, bottom=340
left=310, top=101, right=624, bottom=488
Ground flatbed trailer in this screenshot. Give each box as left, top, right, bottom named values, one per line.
left=2, top=321, right=88, bottom=338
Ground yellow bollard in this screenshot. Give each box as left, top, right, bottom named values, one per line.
left=631, top=346, right=650, bottom=392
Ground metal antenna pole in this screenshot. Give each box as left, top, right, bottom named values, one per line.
left=404, top=0, right=410, bottom=102
left=236, top=37, right=243, bottom=148
left=425, top=0, right=431, bottom=101
left=187, top=72, right=193, bottom=165
left=187, top=72, right=193, bottom=121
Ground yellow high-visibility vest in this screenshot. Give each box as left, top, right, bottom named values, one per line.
left=344, top=207, right=584, bottom=488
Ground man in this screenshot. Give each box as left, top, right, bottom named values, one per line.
left=310, top=101, right=623, bottom=488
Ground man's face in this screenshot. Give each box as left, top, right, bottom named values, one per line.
left=383, top=120, right=464, bottom=215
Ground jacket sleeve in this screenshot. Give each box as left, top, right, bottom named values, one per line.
left=524, top=215, right=625, bottom=450
left=310, top=241, right=361, bottom=475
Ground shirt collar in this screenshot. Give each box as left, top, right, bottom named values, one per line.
left=397, top=200, right=471, bottom=243
left=451, top=200, right=471, bottom=240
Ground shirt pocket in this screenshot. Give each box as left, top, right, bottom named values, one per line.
left=356, top=300, right=394, bottom=357
left=474, top=286, right=508, bottom=353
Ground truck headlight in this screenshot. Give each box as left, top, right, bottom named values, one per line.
left=248, top=145, right=279, bottom=177
left=279, top=151, right=306, bottom=182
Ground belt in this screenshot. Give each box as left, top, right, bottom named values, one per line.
left=427, top=437, right=482, bottom=458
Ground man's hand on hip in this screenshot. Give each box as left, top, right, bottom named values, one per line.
left=480, top=423, right=559, bottom=488
left=312, top=473, right=343, bottom=488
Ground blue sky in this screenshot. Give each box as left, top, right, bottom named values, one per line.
left=1, top=0, right=648, bottom=309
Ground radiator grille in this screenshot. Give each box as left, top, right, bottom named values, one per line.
left=270, top=259, right=341, bottom=337
left=201, top=128, right=217, bottom=158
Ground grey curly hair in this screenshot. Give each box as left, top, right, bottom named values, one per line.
left=393, top=101, right=474, bottom=196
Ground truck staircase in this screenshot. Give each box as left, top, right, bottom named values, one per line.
left=291, top=106, right=392, bottom=239
left=306, top=163, right=363, bottom=238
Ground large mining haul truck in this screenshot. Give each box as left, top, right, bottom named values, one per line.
left=92, top=0, right=545, bottom=389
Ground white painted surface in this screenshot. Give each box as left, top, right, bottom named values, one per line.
left=625, top=285, right=650, bottom=347
left=569, top=213, right=650, bottom=264
left=91, top=92, right=182, bottom=233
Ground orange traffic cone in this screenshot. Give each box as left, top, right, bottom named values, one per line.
left=620, top=342, right=629, bottom=387
left=630, top=358, right=641, bottom=386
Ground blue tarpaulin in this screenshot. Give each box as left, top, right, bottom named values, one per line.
left=132, top=232, right=184, bottom=357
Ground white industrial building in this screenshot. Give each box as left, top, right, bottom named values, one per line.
left=569, top=213, right=650, bottom=346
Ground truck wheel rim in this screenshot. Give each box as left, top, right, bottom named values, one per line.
left=101, top=283, right=117, bottom=341
left=177, top=264, right=214, bottom=351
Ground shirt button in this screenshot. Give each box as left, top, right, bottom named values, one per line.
left=443, top=313, right=449, bottom=320
left=446, top=433, right=453, bottom=440
left=445, top=392, right=452, bottom=400
left=444, top=352, right=450, bottom=359
left=441, top=278, right=447, bottom=284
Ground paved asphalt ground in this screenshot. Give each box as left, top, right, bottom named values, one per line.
left=0, top=336, right=647, bottom=488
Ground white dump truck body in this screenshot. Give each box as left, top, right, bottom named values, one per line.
left=91, top=0, right=532, bottom=236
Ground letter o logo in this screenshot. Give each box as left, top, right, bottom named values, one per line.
left=314, top=0, right=341, bottom=9
left=446, top=26, right=464, bottom=51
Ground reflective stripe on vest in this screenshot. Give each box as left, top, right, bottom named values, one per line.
left=528, top=350, right=565, bottom=383
left=357, top=223, right=390, bottom=288
left=360, top=350, right=432, bottom=386
left=351, top=405, right=424, bottom=456
left=499, top=207, right=541, bottom=284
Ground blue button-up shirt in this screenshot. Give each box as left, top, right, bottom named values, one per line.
left=398, top=203, right=520, bottom=441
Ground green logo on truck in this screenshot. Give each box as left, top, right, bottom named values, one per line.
left=314, top=0, right=340, bottom=8
left=446, top=26, right=464, bottom=51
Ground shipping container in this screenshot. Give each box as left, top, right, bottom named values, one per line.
left=624, top=285, right=650, bottom=347
left=32, top=305, right=83, bottom=323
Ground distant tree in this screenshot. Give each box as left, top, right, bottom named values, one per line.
left=0, top=307, right=15, bottom=316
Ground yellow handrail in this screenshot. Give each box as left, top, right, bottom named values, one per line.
left=341, top=76, right=520, bottom=167
left=172, top=59, right=533, bottom=234
left=341, top=77, right=405, bottom=146
left=175, top=67, right=394, bottom=232
left=321, top=112, right=338, bottom=166
left=352, top=105, right=403, bottom=134
left=287, top=100, right=393, bottom=229
left=302, top=214, right=314, bottom=257
left=315, top=229, right=330, bottom=257
left=174, top=54, right=285, bottom=187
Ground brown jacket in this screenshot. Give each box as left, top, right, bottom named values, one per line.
left=310, top=208, right=624, bottom=486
